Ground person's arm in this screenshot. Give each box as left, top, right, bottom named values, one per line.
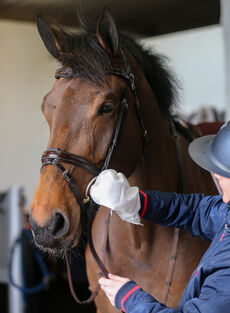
left=114, top=279, right=178, bottom=313
left=115, top=276, right=230, bottom=313
left=139, top=190, right=226, bottom=241
left=90, top=169, right=227, bottom=241
left=99, top=269, right=230, bottom=313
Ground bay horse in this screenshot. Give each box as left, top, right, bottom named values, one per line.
left=30, top=8, right=217, bottom=312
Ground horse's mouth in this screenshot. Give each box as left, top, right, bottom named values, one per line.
left=34, top=226, right=81, bottom=257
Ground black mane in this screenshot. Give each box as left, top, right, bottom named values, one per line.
left=57, top=29, right=179, bottom=116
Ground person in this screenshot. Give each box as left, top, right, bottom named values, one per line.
left=89, top=120, right=230, bottom=313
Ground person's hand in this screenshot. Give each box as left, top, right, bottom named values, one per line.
left=90, top=169, right=142, bottom=225
left=98, top=273, right=130, bottom=306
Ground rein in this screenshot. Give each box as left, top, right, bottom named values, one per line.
left=159, top=118, right=184, bottom=305
left=161, top=119, right=202, bottom=305
left=41, top=50, right=148, bottom=304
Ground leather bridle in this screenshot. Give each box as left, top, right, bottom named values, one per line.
left=41, top=50, right=148, bottom=284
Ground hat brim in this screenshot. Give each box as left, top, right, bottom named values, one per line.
left=189, top=135, right=230, bottom=179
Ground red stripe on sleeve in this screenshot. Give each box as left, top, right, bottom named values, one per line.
left=139, top=190, right=147, bottom=218
left=220, top=231, right=225, bottom=241
left=121, top=285, right=140, bottom=312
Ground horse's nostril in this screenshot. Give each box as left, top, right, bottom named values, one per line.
left=51, top=212, right=69, bottom=238
left=29, top=211, right=70, bottom=248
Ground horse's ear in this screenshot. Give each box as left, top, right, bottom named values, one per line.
left=37, top=15, right=66, bottom=60
left=97, top=7, right=120, bottom=56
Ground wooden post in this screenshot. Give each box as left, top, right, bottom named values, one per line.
left=221, top=0, right=230, bottom=120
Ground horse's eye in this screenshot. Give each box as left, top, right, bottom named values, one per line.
left=99, top=104, right=114, bottom=115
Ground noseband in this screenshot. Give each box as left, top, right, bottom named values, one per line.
left=41, top=50, right=148, bottom=278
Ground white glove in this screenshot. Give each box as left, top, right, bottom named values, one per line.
left=90, top=169, right=142, bottom=225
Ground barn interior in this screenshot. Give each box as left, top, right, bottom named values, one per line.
left=0, top=1, right=229, bottom=313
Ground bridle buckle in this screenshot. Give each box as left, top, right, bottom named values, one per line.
left=129, top=73, right=135, bottom=91
left=121, top=99, right=128, bottom=109
left=83, top=196, right=90, bottom=204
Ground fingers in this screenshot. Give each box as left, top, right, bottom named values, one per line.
left=98, top=273, right=131, bottom=308
left=99, top=280, right=115, bottom=306
left=107, top=295, right=115, bottom=306
left=98, top=274, right=130, bottom=288
left=108, top=273, right=130, bottom=282
left=98, top=277, right=111, bottom=286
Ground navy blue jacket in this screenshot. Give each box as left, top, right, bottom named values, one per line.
left=115, top=191, right=230, bottom=313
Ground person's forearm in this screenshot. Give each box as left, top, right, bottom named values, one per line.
left=115, top=280, right=180, bottom=313
left=139, top=190, right=224, bottom=241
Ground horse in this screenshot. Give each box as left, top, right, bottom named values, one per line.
left=29, top=8, right=217, bottom=312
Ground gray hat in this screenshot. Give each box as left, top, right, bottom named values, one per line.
left=188, top=121, right=230, bottom=179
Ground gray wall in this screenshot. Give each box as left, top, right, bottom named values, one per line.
left=0, top=20, right=55, bottom=207
left=221, top=0, right=230, bottom=120
left=142, top=25, right=225, bottom=117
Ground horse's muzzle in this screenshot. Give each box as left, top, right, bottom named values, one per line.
left=29, top=210, right=70, bottom=250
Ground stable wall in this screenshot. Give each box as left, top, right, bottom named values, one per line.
left=141, top=25, right=226, bottom=117
left=0, top=20, right=54, bottom=207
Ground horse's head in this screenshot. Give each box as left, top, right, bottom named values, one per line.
left=30, top=8, right=146, bottom=254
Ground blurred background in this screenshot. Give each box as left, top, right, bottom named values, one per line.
left=0, top=0, right=229, bottom=312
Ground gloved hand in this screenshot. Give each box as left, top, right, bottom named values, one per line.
left=90, top=169, right=142, bottom=225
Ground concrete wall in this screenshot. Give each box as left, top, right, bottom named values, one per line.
left=141, top=25, right=226, bottom=116
left=0, top=19, right=226, bottom=206
left=0, top=20, right=55, bottom=206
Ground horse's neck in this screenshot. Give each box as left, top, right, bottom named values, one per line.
left=130, top=119, right=216, bottom=194
left=129, top=78, right=179, bottom=191
left=117, top=65, right=216, bottom=247
left=129, top=69, right=216, bottom=195
left=130, top=134, right=181, bottom=193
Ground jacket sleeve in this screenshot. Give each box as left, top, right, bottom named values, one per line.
left=114, top=276, right=230, bottom=313
left=139, top=191, right=227, bottom=241
left=115, top=280, right=178, bottom=313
